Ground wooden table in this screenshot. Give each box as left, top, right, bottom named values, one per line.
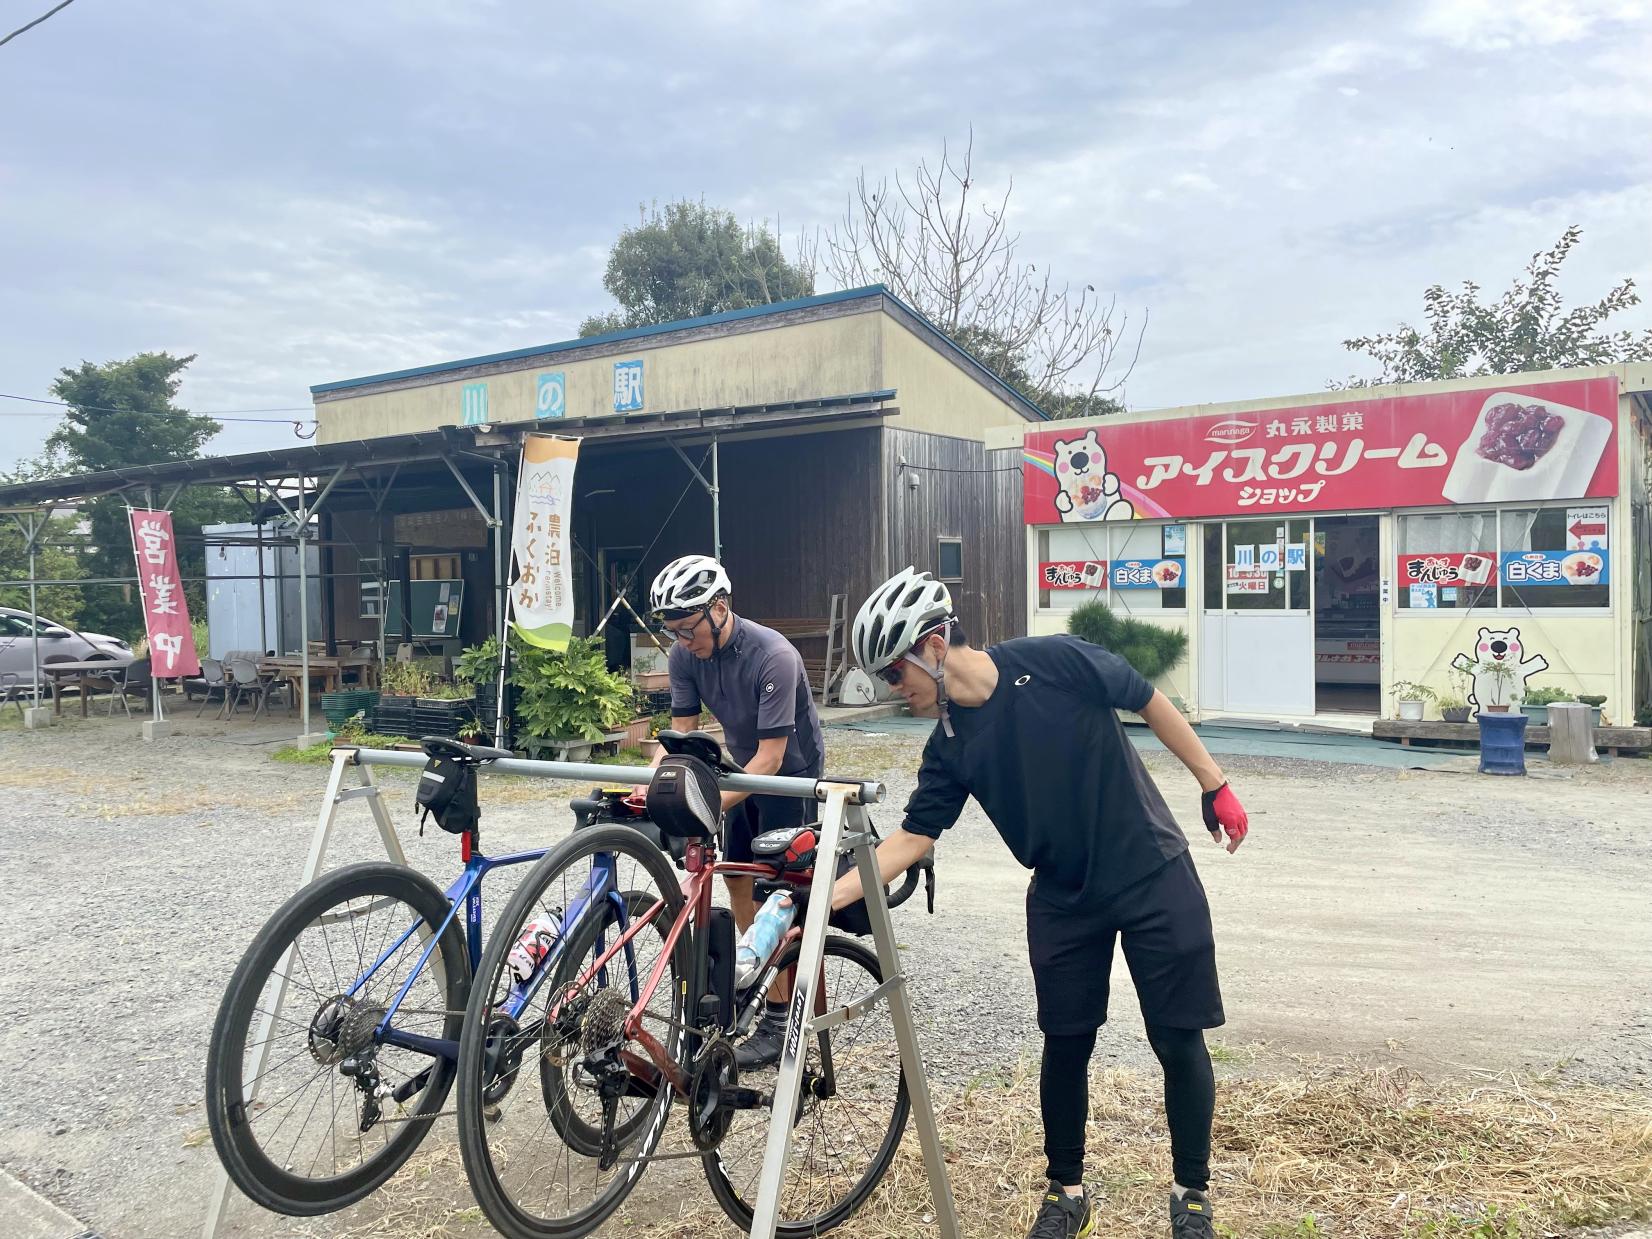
left=43, top=660, right=126, bottom=717
left=257, top=655, right=380, bottom=706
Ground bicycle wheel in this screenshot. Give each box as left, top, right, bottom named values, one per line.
left=457, top=825, right=687, bottom=1239
left=205, top=862, right=468, bottom=1215
left=702, top=933, right=910, bottom=1234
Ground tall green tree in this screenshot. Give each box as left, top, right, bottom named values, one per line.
left=578, top=200, right=814, bottom=336
left=45, top=352, right=237, bottom=638
left=0, top=513, right=86, bottom=623
left=1337, top=227, right=1652, bottom=387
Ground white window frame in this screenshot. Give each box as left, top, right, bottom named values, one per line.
left=1033, top=521, right=1190, bottom=616
left=1395, top=500, right=1613, bottom=615
left=936, top=535, right=964, bottom=583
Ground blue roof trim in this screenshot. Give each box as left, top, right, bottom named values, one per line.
left=310, top=286, right=888, bottom=394
left=309, top=281, right=1047, bottom=421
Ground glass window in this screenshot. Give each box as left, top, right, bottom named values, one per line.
left=937, top=537, right=963, bottom=582
left=1037, top=527, right=1109, bottom=612
left=1499, top=507, right=1609, bottom=610
left=358, top=557, right=383, bottom=619
left=1108, top=522, right=1187, bottom=612
left=1203, top=523, right=1223, bottom=611
left=1396, top=511, right=1496, bottom=610
left=1220, top=518, right=1292, bottom=611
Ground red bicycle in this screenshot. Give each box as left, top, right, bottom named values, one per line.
left=454, top=733, right=917, bottom=1238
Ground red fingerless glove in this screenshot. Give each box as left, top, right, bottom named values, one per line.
left=1200, top=782, right=1248, bottom=849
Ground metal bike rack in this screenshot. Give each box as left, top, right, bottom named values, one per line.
left=204, top=747, right=958, bottom=1239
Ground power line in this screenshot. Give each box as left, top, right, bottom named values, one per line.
left=0, top=0, right=77, bottom=49
left=0, top=392, right=315, bottom=426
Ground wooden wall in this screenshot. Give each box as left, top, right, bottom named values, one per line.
left=884, top=427, right=1026, bottom=646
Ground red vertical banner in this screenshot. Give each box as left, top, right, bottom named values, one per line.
left=129, top=509, right=201, bottom=678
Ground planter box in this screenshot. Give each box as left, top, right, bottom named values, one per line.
left=620, top=716, right=652, bottom=747
left=372, top=695, right=417, bottom=737
left=632, top=671, right=671, bottom=691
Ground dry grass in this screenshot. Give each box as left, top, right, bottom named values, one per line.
left=328, top=1062, right=1652, bottom=1239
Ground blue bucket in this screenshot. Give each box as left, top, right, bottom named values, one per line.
left=1477, top=711, right=1528, bottom=776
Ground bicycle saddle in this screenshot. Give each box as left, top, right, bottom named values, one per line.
left=419, top=735, right=513, bottom=764
left=655, top=729, right=744, bottom=773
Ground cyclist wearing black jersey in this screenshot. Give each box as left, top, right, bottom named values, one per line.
left=830, top=567, right=1249, bottom=1239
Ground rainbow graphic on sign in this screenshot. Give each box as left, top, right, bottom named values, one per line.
left=1022, top=448, right=1172, bottom=519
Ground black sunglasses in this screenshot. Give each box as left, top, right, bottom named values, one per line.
left=876, top=663, right=906, bottom=686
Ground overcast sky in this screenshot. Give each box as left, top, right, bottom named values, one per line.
left=2, top=0, right=1648, bottom=469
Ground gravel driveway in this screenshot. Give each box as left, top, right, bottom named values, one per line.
left=1, top=712, right=1648, bottom=1238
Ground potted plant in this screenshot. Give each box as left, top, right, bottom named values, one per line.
left=415, top=679, right=479, bottom=739
left=1437, top=668, right=1473, bottom=724
left=510, top=634, right=635, bottom=762
left=1475, top=659, right=1518, bottom=714
left=1519, top=684, right=1574, bottom=726
left=1576, top=693, right=1606, bottom=728
left=373, top=661, right=433, bottom=736
left=1390, top=680, right=1436, bottom=721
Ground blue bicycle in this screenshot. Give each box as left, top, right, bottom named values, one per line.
left=204, top=737, right=632, bottom=1217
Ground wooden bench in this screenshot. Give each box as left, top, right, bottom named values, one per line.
left=1372, top=718, right=1652, bottom=757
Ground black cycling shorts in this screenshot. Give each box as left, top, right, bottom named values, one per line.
left=722, top=791, right=810, bottom=864
left=1025, top=850, right=1224, bottom=1036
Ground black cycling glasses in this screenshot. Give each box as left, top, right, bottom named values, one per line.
left=876, top=662, right=906, bottom=687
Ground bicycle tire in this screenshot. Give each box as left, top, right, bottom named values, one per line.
left=538, top=889, right=675, bottom=1157
left=456, top=825, right=687, bottom=1239
left=205, top=862, right=468, bottom=1216
left=702, top=933, right=910, bottom=1234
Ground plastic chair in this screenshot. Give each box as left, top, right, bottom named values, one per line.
left=190, top=658, right=230, bottom=717
left=227, top=658, right=288, bottom=719
left=107, top=658, right=155, bottom=718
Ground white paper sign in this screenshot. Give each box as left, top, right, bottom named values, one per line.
left=1286, top=544, right=1307, bottom=572
left=1566, top=505, right=1608, bottom=551
left=1259, top=544, right=1283, bottom=571
left=509, top=434, right=581, bottom=651
left=1233, top=544, right=1255, bottom=569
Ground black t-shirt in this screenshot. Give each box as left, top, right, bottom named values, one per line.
left=900, top=634, right=1189, bottom=908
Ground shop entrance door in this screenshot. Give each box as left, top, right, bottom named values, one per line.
left=1199, top=518, right=1314, bottom=716
left=1312, top=516, right=1381, bottom=714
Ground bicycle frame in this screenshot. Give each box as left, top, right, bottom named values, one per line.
left=553, top=839, right=815, bottom=1100
left=338, top=829, right=633, bottom=1067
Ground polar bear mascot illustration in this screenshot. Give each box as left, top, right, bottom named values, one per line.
left=1051, top=431, right=1134, bottom=523
left=1450, top=627, right=1549, bottom=715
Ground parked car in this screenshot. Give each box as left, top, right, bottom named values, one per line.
left=0, top=606, right=135, bottom=690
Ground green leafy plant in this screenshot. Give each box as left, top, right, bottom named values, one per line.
left=1437, top=668, right=1472, bottom=711
left=418, top=681, right=473, bottom=702
left=379, top=661, right=437, bottom=697
left=509, top=633, right=634, bottom=742
left=1067, top=601, right=1189, bottom=682
left=454, top=636, right=502, bottom=687
left=1391, top=680, right=1437, bottom=705
left=1521, top=685, right=1574, bottom=707
left=1477, top=658, right=1518, bottom=707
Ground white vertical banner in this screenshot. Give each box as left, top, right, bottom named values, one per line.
left=509, top=434, right=580, bottom=651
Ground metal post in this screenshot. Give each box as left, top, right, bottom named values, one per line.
left=254, top=483, right=268, bottom=656
left=298, top=477, right=311, bottom=740
left=26, top=512, right=40, bottom=707
left=711, top=434, right=721, bottom=562
left=493, top=457, right=510, bottom=745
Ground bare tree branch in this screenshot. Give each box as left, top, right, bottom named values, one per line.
left=816, top=132, right=1143, bottom=414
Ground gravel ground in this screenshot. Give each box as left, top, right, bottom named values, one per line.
left=1, top=710, right=1649, bottom=1238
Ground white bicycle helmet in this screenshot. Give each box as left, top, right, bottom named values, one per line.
left=852, top=567, right=954, bottom=675
left=649, top=555, right=731, bottom=617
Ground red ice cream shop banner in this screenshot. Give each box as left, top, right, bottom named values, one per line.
left=1022, top=377, right=1619, bottom=523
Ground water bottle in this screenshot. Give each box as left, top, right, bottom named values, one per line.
left=506, top=913, right=564, bottom=983
left=735, top=893, right=796, bottom=989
